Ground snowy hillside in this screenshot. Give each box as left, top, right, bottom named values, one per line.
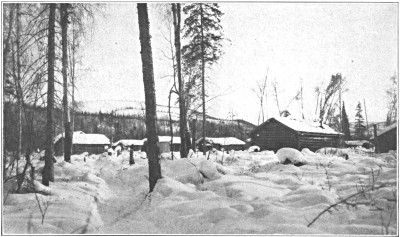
left=3, top=148, right=397, bottom=235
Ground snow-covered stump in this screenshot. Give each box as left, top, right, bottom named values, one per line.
left=276, top=148, right=307, bottom=166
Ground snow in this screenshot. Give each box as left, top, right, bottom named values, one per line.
left=248, top=145, right=260, bottom=152
left=112, top=139, right=143, bottom=147
left=272, top=116, right=342, bottom=135
left=276, top=147, right=306, bottom=165
left=3, top=147, right=397, bottom=235
left=142, top=136, right=181, bottom=144
left=54, top=131, right=110, bottom=145
left=197, top=137, right=246, bottom=145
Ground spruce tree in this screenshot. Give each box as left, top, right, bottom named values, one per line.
left=182, top=3, right=224, bottom=154
left=354, top=101, right=366, bottom=140
left=341, top=102, right=351, bottom=140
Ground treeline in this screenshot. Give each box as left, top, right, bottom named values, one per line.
left=3, top=102, right=255, bottom=152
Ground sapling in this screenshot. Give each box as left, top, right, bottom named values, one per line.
left=307, top=167, right=389, bottom=228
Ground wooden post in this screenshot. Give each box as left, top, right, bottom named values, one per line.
left=373, top=124, right=379, bottom=153
left=129, top=145, right=135, bottom=165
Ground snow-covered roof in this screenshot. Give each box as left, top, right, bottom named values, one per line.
left=377, top=123, right=397, bottom=137
left=142, top=136, right=181, bottom=144
left=197, top=137, right=245, bottom=146
left=54, top=131, right=110, bottom=145
left=112, top=139, right=143, bottom=147
left=271, top=117, right=341, bottom=135
left=53, top=131, right=85, bottom=144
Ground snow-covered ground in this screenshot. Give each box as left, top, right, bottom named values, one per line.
left=3, top=147, right=397, bottom=235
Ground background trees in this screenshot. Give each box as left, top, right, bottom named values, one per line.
left=386, top=73, right=397, bottom=126
left=354, top=101, right=367, bottom=140
left=341, top=102, right=351, bottom=140
left=182, top=3, right=224, bottom=154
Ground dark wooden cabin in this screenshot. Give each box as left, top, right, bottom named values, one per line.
left=54, top=131, right=110, bottom=155
left=250, top=117, right=343, bottom=152
left=373, top=123, right=397, bottom=153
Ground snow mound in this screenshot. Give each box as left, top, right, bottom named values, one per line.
left=152, top=177, right=196, bottom=198
left=276, top=148, right=306, bottom=165
left=248, top=146, right=260, bottom=152
left=281, top=185, right=337, bottom=207
left=301, top=148, right=315, bottom=156
left=161, top=159, right=204, bottom=186
left=199, top=160, right=222, bottom=181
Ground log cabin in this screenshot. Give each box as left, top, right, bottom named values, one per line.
left=250, top=117, right=343, bottom=152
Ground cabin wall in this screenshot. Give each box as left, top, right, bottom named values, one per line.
left=222, top=144, right=245, bottom=151
left=298, top=134, right=342, bottom=151
left=252, top=122, right=298, bottom=151
left=55, top=139, right=108, bottom=155
left=73, top=144, right=108, bottom=155
left=377, top=129, right=397, bottom=153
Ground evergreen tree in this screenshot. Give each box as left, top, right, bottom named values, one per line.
left=354, top=101, right=366, bottom=140
left=341, top=102, right=351, bottom=140
left=182, top=3, right=224, bottom=154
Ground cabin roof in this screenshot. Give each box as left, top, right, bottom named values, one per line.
left=371, top=123, right=397, bottom=138
left=113, top=139, right=143, bottom=147
left=142, top=136, right=181, bottom=144
left=263, top=117, right=342, bottom=135
left=378, top=123, right=397, bottom=136
left=197, top=137, right=245, bottom=145
left=54, top=131, right=110, bottom=145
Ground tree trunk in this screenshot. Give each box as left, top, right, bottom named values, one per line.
left=16, top=4, right=23, bottom=161
left=200, top=4, right=206, bottom=155
left=137, top=3, right=161, bottom=192
left=168, top=87, right=174, bottom=159
left=61, top=3, right=72, bottom=162
left=192, top=119, right=197, bottom=150
left=3, top=4, right=14, bottom=90
left=70, top=21, right=76, bottom=153
left=42, top=3, right=56, bottom=186
left=172, top=3, right=188, bottom=158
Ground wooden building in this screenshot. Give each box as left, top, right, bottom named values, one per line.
left=373, top=123, right=397, bottom=153
left=142, top=136, right=181, bottom=153
left=197, top=137, right=246, bottom=152
left=112, top=139, right=144, bottom=151
left=250, top=117, right=343, bottom=152
left=54, top=131, right=110, bottom=155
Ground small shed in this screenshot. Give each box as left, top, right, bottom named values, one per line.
left=112, top=139, right=144, bottom=151
left=250, top=117, right=343, bottom=152
left=197, top=137, right=246, bottom=152
left=344, top=140, right=373, bottom=149
left=142, top=136, right=181, bottom=153
left=372, top=123, right=397, bottom=153
left=54, top=131, right=110, bottom=155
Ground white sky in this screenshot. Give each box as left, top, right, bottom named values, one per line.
left=77, top=3, right=398, bottom=125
